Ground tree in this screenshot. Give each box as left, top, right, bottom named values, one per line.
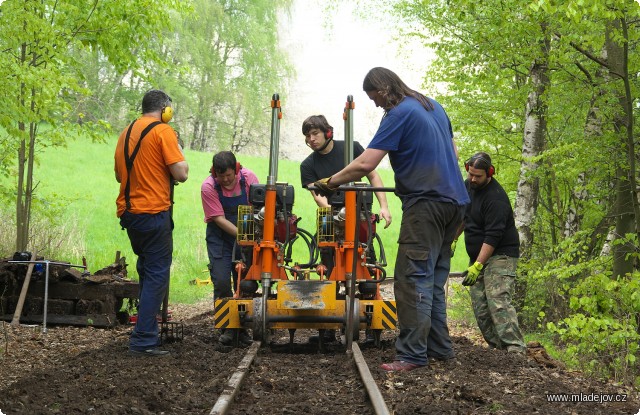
left=394, top=0, right=556, bottom=257
left=603, top=11, right=638, bottom=278
left=152, top=0, right=293, bottom=154
left=393, top=0, right=640, bottom=259
left=64, top=0, right=293, bottom=156
left=532, top=0, right=640, bottom=277
left=0, top=0, right=184, bottom=251
left=391, top=0, right=640, bottom=383
left=512, top=22, right=550, bottom=257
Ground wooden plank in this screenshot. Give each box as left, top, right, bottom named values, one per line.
left=25, top=281, right=138, bottom=301
left=11, top=251, right=37, bottom=326
left=112, top=282, right=139, bottom=298
left=0, top=313, right=119, bottom=327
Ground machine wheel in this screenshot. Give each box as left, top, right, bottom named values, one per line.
left=252, top=298, right=271, bottom=343
left=344, top=297, right=360, bottom=343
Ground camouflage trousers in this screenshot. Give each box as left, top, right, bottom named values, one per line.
left=469, top=255, right=526, bottom=352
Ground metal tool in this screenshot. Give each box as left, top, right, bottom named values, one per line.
left=213, top=94, right=397, bottom=350
left=9, top=257, right=87, bottom=333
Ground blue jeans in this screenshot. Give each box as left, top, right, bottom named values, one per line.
left=120, top=210, right=173, bottom=351
left=393, top=200, right=464, bottom=365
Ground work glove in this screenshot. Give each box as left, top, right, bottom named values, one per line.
left=313, top=176, right=339, bottom=198
left=450, top=239, right=458, bottom=258
left=461, top=261, right=483, bottom=286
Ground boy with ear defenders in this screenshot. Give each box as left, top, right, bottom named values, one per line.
left=300, top=114, right=392, bottom=344
left=300, top=114, right=392, bottom=230
left=455, top=151, right=526, bottom=354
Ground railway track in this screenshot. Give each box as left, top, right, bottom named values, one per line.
left=208, top=332, right=392, bottom=415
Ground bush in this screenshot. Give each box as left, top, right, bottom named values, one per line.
left=547, top=270, right=640, bottom=386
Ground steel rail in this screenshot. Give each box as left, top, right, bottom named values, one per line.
left=208, top=339, right=391, bottom=415
left=352, top=342, right=392, bottom=415
left=208, top=341, right=262, bottom=415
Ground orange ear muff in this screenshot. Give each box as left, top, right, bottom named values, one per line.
left=326, top=129, right=333, bottom=139
left=235, top=162, right=241, bottom=174
left=161, top=105, right=174, bottom=123
left=465, top=156, right=495, bottom=177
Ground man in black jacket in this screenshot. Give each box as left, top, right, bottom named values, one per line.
left=457, top=152, right=526, bottom=354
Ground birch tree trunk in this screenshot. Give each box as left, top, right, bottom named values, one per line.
left=514, top=53, right=549, bottom=258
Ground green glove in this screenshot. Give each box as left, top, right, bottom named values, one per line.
left=450, top=239, right=458, bottom=258
left=461, top=261, right=483, bottom=286
left=313, top=176, right=339, bottom=198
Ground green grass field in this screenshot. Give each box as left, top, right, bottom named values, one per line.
left=3, top=136, right=470, bottom=304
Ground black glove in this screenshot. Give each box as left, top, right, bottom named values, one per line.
left=312, top=176, right=339, bottom=198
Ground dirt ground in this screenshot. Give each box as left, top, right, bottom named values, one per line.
left=1, top=290, right=639, bottom=414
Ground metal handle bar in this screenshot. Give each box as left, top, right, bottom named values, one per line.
left=308, top=185, right=396, bottom=193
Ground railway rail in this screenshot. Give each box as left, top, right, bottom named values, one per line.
left=209, top=335, right=391, bottom=415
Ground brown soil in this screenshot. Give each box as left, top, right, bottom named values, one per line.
left=0, top=298, right=638, bottom=414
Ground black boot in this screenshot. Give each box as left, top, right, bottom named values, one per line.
left=309, top=329, right=338, bottom=343
left=362, top=329, right=376, bottom=344
left=239, top=329, right=252, bottom=346
left=218, top=329, right=233, bottom=346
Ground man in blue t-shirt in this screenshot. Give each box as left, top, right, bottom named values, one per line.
left=314, top=67, right=469, bottom=371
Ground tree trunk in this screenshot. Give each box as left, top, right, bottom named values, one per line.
left=15, top=42, right=30, bottom=252
left=606, top=16, right=637, bottom=278
left=514, top=48, right=549, bottom=258
left=564, top=172, right=587, bottom=238
left=16, top=128, right=28, bottom=252
left=15, top=42, right=39, bottom=252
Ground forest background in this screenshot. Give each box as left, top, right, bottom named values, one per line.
left=0, top=0, right=639, bottom=387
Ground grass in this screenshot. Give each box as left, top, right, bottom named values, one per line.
left=1, top=135, right=470, bottom=304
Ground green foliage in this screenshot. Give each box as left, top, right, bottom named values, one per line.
left=521, top=231, right=640, bottom=386
left=0, top=0, right=182, bottom=132
left=134, top=0, right=293, bottom=153
left=520, top=231, right=607, bottom=326
left=61, top=0, right=293, bottom=154
left=0, top=0, right=187, bottom=250
left=390, top=0, right=640, bottom=385
left=339, top=0, right=640, bottom=364
left=541, top=245, right=640, bottom=385
left=446, top=281, right=477, bottom=327
left=0, top=0, right=293, bottom=253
